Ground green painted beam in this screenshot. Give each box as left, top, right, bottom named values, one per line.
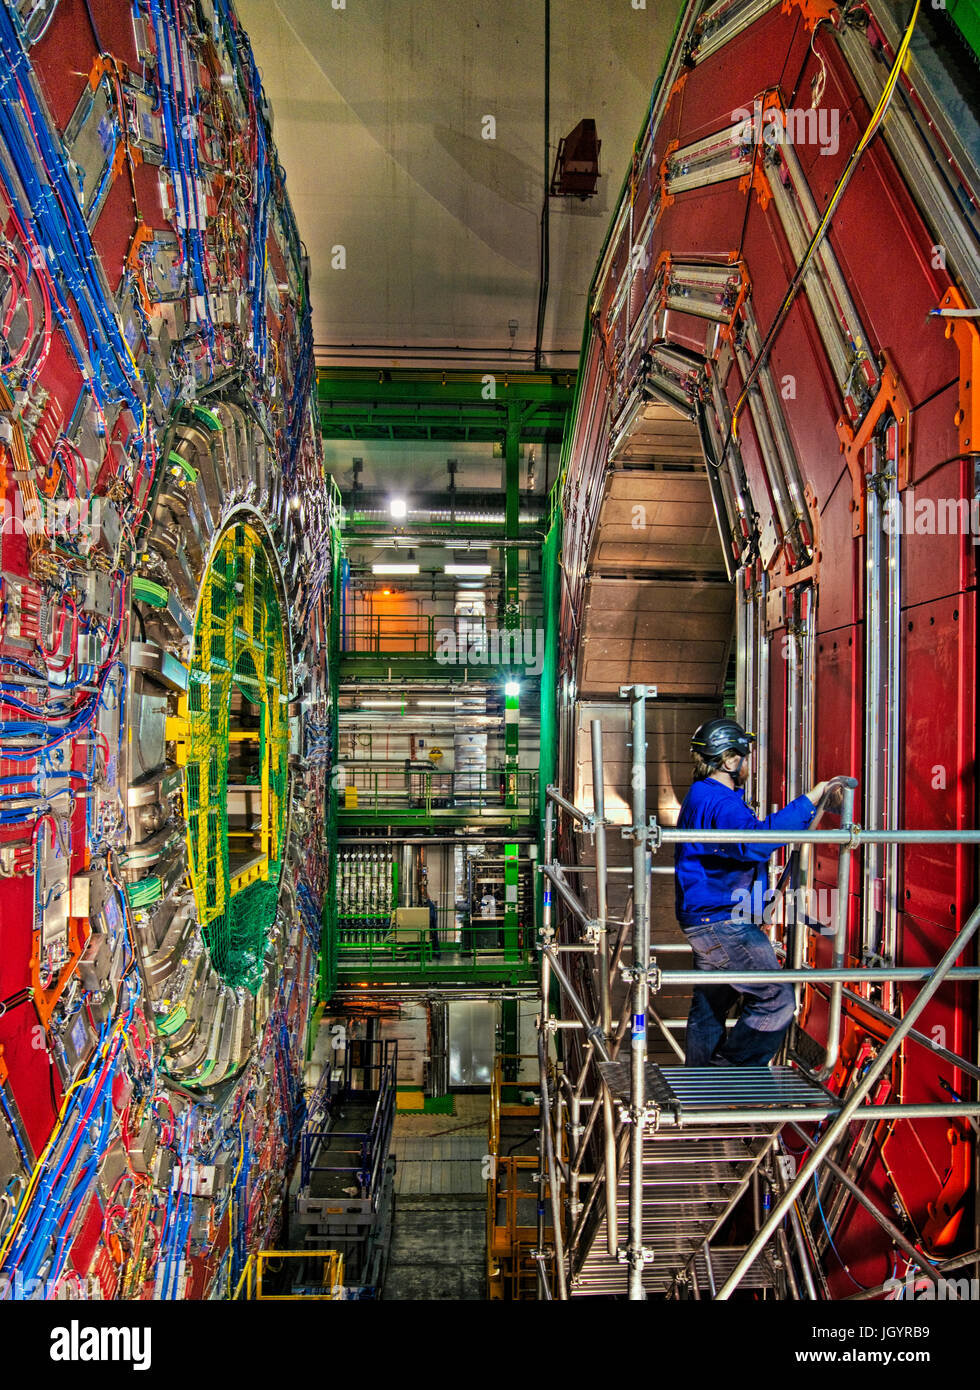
left=339, top=658, right=542, bottom=680
left=318, top=370, right=573, bottom=443
left=318, top=373, right=574, bottom=404
left=335, top=962, right=537, bottom=988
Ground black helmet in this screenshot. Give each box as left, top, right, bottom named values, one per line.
left=691, top=717, right=755, bottom=764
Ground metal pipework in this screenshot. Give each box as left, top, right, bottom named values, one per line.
left=656, top=967, right=980, bottom=984
left=820, top=780, right=857, bottom=1075
left=539, top=864, right=595, bottom=932
left=537, top=798, right=554, bottom=1300
left=540, top=945, right=610, bottom=1062
left=537, top=1030, right=567, bottom=1300
left=779, top=776, right=856, bottom=1001
left=545, top=784, right=590, bottom=824
left=788, top=1124, right=943, bottom=1290
left=716, top=898, right=980, bottom=1299
left=839, top=986, right=980, bottom=1085
left=663, top=828, right=980, bottom=844
left=590, top=718, right=618, bottom=1256
left=627, top=685, right=650, bottom=1301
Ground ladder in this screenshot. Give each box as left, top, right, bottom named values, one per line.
left=570, top=1065, right=827, bottom=1298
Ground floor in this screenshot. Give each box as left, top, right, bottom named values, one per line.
left=382, top=1094, right=489, bottom=1300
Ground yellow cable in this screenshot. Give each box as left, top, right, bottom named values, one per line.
left=730, top=0, right=920, bottom=442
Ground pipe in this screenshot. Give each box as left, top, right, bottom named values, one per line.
left=337, top=835, right=537, bottom=846
left=838, top=986, right=980, bottom=1085
left=627, top=685, right=650, bottom=1300
left=545, top=785, right=589, bottom=823
left=541, top=946, right=609, bottom=1061
left=820, top=781, right=857, bottom=1075
left=537, top=1030, right=567, bottom=1299
left=661, top=828, right=980, bottom=844
left=537, top=799, right=555, bottom=1300
left=788, top=1124, right=943, bottom=1289
left=658, top=968, right=980, bottom=984
left=591, top=718, right=618, bottom=1256
left=845, top=1248, right=980, bottom=1303
left=654, top=1102, right=980, bottom=1126
left=540, top=865, right=595, bottom=929
left=533, top=0, right=550, bottom=370
left=648, top=1005, right=686, bottom=1062
left=716, top=898, right=980, bottom=1298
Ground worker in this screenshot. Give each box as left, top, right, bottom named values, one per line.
left=675, top=717, right=837, bottom=1067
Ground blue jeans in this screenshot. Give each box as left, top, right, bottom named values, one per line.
left=683, top=919, right=795, bottom=1066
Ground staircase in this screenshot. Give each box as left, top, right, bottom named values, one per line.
left=570, top=1065, right=827, bottom=1297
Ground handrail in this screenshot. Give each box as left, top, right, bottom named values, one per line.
left=231, top=1250, right=345, bottom=1300
left=338, top=768, right=537, bottom=817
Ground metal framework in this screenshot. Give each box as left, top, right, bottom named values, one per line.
left=318, top=370, right=573, bottom=444
left=535, top=686, right=980, bottom=1300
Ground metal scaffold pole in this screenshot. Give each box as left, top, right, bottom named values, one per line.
left=717, top=898, right=980, bottom=1299
left=627, top=685, right=649, bottom=1300
left=591, top=718, right=619, bottom=1256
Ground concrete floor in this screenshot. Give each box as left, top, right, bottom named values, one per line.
left=383, top=1094, right=489, bottom=1300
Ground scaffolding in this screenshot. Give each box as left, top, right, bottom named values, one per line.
left=535, top=685, right=980, bottom=1300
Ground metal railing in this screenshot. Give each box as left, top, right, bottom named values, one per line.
left=488, top=1055, right=555, bottom=1300
left=336, top=918, right=535, bottom=978
left=337, top=768, right=537, bottom=819
left=299, top=1039, right=398, bottom=1200
left=342, top=606, right=537, bottom=659
left=231, top=1250, right=345, bottom=1300
left=535, top=685, right=980, bottom=1301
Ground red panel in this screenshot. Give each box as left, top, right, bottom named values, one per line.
left=902, top=591, right=976, bottom=930
left=672, top=6, right=805, bottom=147
left=814, top=468, right=863, bottom=632
left=904, top=382, right=977, bottom=607
left=33, top=0, right=140, bottom=120
left=812, top=624, right=862, bottom=886
left=657, top=181, right=751, bottom=261
left=767, top=628, right=788, bottom=811
left=822, top=165, right=958, bottom=409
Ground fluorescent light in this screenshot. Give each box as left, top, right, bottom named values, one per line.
left=445, top=564, right=491, bottom=576
left=390, top=497, right=407, bottom=519
left=416, top=700, right=457, bottom=708
left=358, top=700, right=403, bottom=709
left=505, top=682, right=520, bottom=697
left=371, top=563, right=419, bottom=575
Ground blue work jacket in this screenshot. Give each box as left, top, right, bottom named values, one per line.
left=674, top=778, right=815, bottom=928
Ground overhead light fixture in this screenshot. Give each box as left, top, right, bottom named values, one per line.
left=390, top=497, right=408, bottom=519
left=445, top=564, right=492, bottom=576
left=371, top=563, right=419, bottom=575
left=358, top=700, right=403, bottom=709
left=505, top=682, right=520, bottom=698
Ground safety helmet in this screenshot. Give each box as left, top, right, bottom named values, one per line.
left=691, top=717, right=756, bottom=764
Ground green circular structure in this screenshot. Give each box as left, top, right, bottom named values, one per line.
left=178, top=517, right=290, bottom=993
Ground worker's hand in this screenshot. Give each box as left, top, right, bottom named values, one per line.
left=824, top=783, right=844, bottom=813
left=805, top=780, right=828, bottom=806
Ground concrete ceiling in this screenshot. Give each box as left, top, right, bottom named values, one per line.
left=235, top=0, right=686, bottom=368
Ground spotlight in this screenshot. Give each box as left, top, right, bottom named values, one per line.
left=390, top=497, right=407, bottom=519
left=505, top=681, right=520, bottom=698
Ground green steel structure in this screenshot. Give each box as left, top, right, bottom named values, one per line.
left=318, top=369, right=572, bottom=994
left=318, top=370, right=573, bottom=444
